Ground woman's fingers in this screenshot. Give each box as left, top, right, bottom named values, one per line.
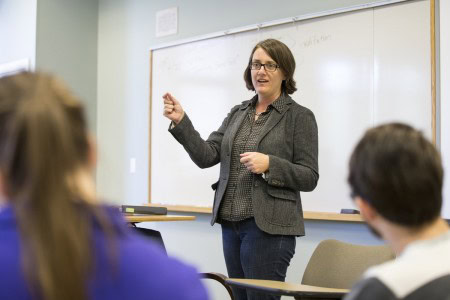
left=239, top=152, right=268, bottom=174
left=162, top=93, right=185, bottom=124
left=163, top=93, right=175, bottom=116
left=163, top=93, right=182, bottom=110
left=169, top=94, right=180, bottom=106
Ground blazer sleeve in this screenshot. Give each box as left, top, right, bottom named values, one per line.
left=169, top=108, right=236, bottom=169
left=266, top=108, right=319, bottom=192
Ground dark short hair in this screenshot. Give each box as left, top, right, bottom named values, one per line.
left=243, top=39, right=297, bottom=95
left=348, top=123, right=443, bottom=228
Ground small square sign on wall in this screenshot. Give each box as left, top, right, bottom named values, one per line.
left=156, top=7, right=178, bottom=38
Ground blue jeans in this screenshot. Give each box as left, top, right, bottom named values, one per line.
left=221, top=218, right=296, bottom=300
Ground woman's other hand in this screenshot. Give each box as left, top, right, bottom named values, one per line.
left=163, top=93, right=185, bottom=124
left=240, top=152, right=269, bottom=174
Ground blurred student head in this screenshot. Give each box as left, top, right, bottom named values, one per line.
left=0, top=71, right=111, bottom=300
left=348, top=123, right=443, bottom=236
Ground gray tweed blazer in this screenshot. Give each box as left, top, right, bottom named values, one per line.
left=169, top=94, right=319, bottom=235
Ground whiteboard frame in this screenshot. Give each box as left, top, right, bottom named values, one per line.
left=148, top=0, right=437, bottom=221
left=149, top=0, right=409, bottom=51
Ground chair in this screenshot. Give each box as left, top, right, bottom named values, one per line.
left=201, top=272, right=235, bottom=300
left=300, top=239, right=394, bottom=289
left=201, top=239, right=395, bottom=299
left=295, top=239, right=395, bottom=299
left=132, top=227, right=167, bottom=255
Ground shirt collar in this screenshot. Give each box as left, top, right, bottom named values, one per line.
left=402, top=229, right=450, bottom=255
left=241, top=93, right=291, bottom=113
left=270, top=94, right=288, bottom=113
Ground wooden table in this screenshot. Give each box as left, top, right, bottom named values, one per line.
left=225, top=278, right=349, bottom=299
left=125, top=214, right=196, bottom=223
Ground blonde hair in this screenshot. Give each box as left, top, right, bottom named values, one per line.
left=0, top=72, right=116, bottom=300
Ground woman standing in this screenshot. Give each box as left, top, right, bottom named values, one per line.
left=163, top=38, right=319, bottom=300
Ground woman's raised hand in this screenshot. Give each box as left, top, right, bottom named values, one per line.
left=163, top=93, right=185, bottom=124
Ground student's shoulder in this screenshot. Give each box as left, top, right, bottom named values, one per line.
left=0, top=208, right=20, bottom=264
left=362, top=242, right=450, bottom=299
left=118, top=234, right=209, bottom=299
left=344, top=277, right=397, bottom=300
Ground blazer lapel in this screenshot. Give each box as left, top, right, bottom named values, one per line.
left=257, top=97, right=292, bottom=145
left=227, top=99, right=252, bottom=151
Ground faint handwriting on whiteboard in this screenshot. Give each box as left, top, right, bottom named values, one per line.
left=301, top=34, right=332, bottom=48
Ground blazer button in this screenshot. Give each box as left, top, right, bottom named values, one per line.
left=254, top=182, right=259, bottom=187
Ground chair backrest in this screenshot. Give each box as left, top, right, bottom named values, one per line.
left=301, top=239, right=395, bottom=289
left=132, top=227, right=167, bottom=255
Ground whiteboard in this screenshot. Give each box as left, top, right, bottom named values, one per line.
left=441, top=0, right=450, bottom=219
left=150, top=0, right=433, bottom=214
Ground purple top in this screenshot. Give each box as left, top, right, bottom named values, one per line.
left=0, top=205, right=209, bottom=300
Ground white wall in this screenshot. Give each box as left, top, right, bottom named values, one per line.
left=35, top=0, right=99, bottom=131
left=96, top=1, right=387, bottom=299
left=0, top=0, right=37, bottom=68
left=0, top=0, right=98, bottom=130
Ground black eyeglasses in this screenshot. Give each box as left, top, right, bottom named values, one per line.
left=250, top=62, right=279, bottom=72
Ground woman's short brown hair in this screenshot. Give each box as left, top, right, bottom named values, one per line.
left=243, top=38, right=297, bottom=95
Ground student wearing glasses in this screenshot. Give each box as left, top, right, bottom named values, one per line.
left=163, top=38, right=319, bottom=300
left=0, top=72, right=208, bottom=300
